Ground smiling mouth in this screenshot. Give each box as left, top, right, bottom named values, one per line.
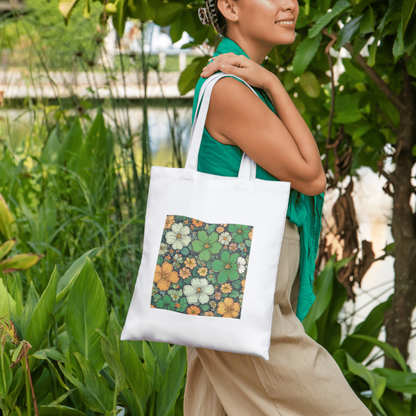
left=275, top=20, right=295, bottom=25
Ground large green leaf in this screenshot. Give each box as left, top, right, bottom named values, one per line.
left=373, top=368, right=416, bottom=394
left=77, top=109, right=110, bottom=203
left=308, top=0, right=352, bottom=38
left=314, top=258, right=349, bottom=353
left=58, top=117, right=82, bottom=172
left=40, top=127, right=61, bottom=166
left=156, top=345, right=187, bottom=416
left=0, top=278, right=16, bottom=321
left=0, top=239, right=15, bottom=261
left=113, top=0, right=129, bottom=37
left=178, top=56, right=210, bottom=96
left=359, top=7, right=374, bottom=34
left=58, top=360, right=111, bottom=413
left=0, top=253, right=44, bottom=274
left=25, top=266, right=59, bottom=355
left=127, top=0, right=154, bottom=21
left=108, top=309, right=150, bottom=411
left=302, top=254, right=335, bottom=335
left=346, top=353, right=387, bottom=416
left=65, top=257, right=107, bottom=373
left=74, top=352, right=113, bottom=411
left=4, top=366, right=24, bottom=411
left=393, top=20, right=405, bottom=60
left=292, top=33, right=322, bottom=76
left=153, top=2, right=185, bottom=27
left=348, top=334, right=407, bottom=371
left=0, top=194, right=16, bottom=240
left=19, top=282, right=39, bottom=337
left=380, top=389, right=408, bottom=416
left=0, top=349, right=13, bottom=399
left=56, top=248, right=97, bottom=306
left=97, top=329, right=125, bottom=395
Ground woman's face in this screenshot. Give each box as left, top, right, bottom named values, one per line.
left=224, top=0, right=299, bottom=46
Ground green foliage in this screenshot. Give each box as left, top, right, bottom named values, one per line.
left=0, top=255, right=187, bottom=416
left=303, top=255, right=415, bottom=415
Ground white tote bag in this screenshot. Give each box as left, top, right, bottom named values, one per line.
left=120, top=72, right=290, bottom=360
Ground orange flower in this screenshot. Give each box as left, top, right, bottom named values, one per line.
left=179, top=267, right=191, bottom=279
left=204, top=311, right=215, bottom=317
left=184, top=220, right=189, bottom=224
left=220, top=283, right=232, bottom=294
left=164, top=215, right=175, bottom=229
left=184, top=257, right=197, bottom=269
left=241, top=279, right=246, bottom=293
left=150, top=305, right=155, bottom=308
left=192, top=219, right=204, bottom=227
left=187, top=305, right=201, bottom=315
left=198, top=267, right=208, bottom=276
left=248, top=230, right=253, bottom=240
left=217, top=297, right=241, bottom=318
left=153, top=262, right=179, bottom=291
left=216, top=226, right=224, bottom=233
left=175, top=303, right=181, bottom=308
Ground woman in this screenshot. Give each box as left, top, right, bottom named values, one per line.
left=184, top=0, right=373, bottom=415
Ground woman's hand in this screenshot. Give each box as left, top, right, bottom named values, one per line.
left=201, top=52, right=275, bottom=91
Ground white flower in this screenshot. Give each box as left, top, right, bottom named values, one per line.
left=237, top=257, right=246, bottom=274
left=166, top=222, right=191, bottom=250
left=159, top=243, right=169, bottom=256
left=183, top=278, right=215, bottom=305
left=219, top=231, right=232, bottom=245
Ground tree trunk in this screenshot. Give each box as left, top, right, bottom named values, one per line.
left=384, top=69, right=416, bottom=370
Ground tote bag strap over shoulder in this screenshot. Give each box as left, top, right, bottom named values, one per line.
left=186, top=72, right=260, bottom=180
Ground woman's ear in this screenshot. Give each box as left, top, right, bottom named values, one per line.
left=217, top=0, right=239, bottom=23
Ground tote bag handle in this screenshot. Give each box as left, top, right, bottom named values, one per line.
left=185, top=72, right=260, bottom=180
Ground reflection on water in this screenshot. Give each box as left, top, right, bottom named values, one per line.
left=0, top=105, right=193, bottom=167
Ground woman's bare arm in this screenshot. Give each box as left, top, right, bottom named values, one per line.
left=205, top=76, right=326, bottom=196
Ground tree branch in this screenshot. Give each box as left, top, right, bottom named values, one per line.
left=324, top=36, right=337, bottom=173
left=322, top=29, right=405, bottom=113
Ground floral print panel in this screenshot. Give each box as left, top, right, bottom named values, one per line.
left=151, top=215, right=253, bottom=319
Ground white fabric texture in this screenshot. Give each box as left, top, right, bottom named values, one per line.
left=120, top=72, right=291, bottom=360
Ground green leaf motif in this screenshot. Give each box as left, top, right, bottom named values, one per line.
left=191, top=240, right=204, bottom=253
left=292, top=33, right=322, bottom=77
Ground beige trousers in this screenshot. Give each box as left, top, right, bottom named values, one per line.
left=184, top=219, right=372, bottom=416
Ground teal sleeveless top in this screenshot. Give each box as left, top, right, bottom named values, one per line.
left=191, top=36, right=324, bottom=322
